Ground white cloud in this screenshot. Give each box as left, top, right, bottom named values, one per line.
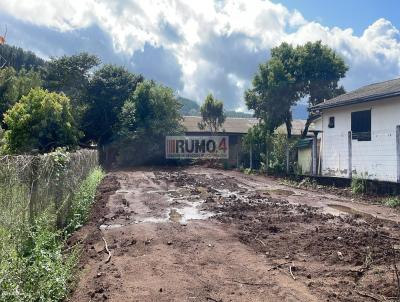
left=1, top=0, right=400, bottom=109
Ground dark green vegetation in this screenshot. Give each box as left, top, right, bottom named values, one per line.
left=0, top=150, right=103, bottom=301
left=198, top=93, right=226, bottom=133
left=245, top=41, right=348, bottom=138
left=178, top=96, right=253, bottom=118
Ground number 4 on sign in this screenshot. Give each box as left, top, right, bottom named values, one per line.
left=218, top=138, right=227, bottom=152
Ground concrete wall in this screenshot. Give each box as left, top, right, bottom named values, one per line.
left=320, top=96, right=400, bottom=182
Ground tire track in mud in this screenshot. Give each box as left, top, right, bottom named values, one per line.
left=69, top=168, right=319, bottom=302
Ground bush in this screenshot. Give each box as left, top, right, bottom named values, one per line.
left=3, top=88, right=81, bottom=154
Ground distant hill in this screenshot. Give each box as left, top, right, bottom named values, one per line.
left=0, top=44, right=45, bottom=71
left=178, top=96, right=254, bottom=118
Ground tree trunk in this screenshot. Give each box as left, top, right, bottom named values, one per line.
left=301, top=117, right=312, bottom=138
left=285, top=111, right=292, bottom=139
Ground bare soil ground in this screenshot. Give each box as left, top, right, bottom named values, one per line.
left=69, top=167, right=400, bottom=302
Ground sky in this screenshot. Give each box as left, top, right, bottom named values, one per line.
left=1, top=0, right=400, bottom=111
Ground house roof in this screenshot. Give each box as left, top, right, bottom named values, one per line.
left=313, top=78, right=400, bottom=110
left=182, top=116, right=259, bottom=134
left=275, top=119, right=316, bottom=136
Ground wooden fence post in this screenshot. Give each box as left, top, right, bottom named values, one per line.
left=348, top=131, right=352, bottom=179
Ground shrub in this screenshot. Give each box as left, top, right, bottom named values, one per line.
left=3, top=88, right=81, bottom=154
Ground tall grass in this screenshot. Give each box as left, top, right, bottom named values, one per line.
left=0, top=150, right=104, bottom=301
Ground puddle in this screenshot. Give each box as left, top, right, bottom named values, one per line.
left=268, top=189, right=295, bottom=196
left=140, top=198, right=214, bottom=224
left=327, top=204, right=376, bottom=219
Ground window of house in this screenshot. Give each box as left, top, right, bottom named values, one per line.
left=351, top=110, right=371, bottom=141
left=328, top=116, right=335, bottom=128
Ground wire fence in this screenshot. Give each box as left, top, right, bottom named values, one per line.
left=0, top=149, right=98, bottom=229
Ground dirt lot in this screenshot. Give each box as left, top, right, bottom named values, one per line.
left=69, top=167, right=400, bottom=302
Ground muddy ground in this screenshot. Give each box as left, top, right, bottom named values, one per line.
left=69, top=167, right=400, bottom=302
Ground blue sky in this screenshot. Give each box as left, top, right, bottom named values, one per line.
left=275, top=0, right=400, bottom=35
left=1, top=0, right=400, bottom=110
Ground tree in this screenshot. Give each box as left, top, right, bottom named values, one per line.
left=0, top=44, right=45, bottom=72
left=82, top=65, right=144, bottom=145
left=198, top=94, right=226, bottom=133
left=2, top=88, right=80, bottom=153
left=245, top=41, right=348, bottom=138
left=0, top=67, right=42, bottom=125
left=245, top=50, right=299, bottom=138
left=298, top=41, right=348, bottom=136
left=43, top=53, right=100, bottom=121
left=118, top=80, right=184, bottom=165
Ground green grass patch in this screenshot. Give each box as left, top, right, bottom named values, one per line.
left=0, top=167, right=104, bottom=302
left=384, top=197, right=400, bottom=208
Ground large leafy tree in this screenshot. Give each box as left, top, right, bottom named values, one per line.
left=246, top=41, right=348, bottom=138
left=198, top=93, right=226, bottom=133
left=298, top=41, right=347, bottom=136
left=43, top=53, right=100, bottom=120
left=0, top=67, right=42, bottom=125
left=83, top=65, right=144, bottom=145
left=118, top=80, right=184, bottom=165
left=2, top=88, right=80, bottom=153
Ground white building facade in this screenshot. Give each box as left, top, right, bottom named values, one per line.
left=313, top=79, right=400, bottom=182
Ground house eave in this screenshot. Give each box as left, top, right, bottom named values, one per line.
left=311, top=91, right=400, bottom=111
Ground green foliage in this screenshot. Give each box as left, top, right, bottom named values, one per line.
left=242, top=123, right=269, bottom=170
left=384, top=197, right=400, bottom=208
left=0, top=163, right=103, bottom=302
left=198, top=93, right=226, bottom=133
left=83, top=65, right=144, bottom=145
left=3, top=88, right=80, bottom=153
left=0, top=67, right=42, bottom=123
left=351, top=174, right=368, bottom=194
left=117, top=80, right=184, bottom=165
left=246, top=41, right=348, bottom=137
left=66, top=167, right=104, bottom=233
left=0, top=44, right=45, bottom=72
left=0, top=213, right=78, bottom=302
left=269, top=134, right=297, bottom=174
left=43, top=53, right=100, bottom=122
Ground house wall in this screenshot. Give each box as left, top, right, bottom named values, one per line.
left=320, top=96, right=400, bottom=182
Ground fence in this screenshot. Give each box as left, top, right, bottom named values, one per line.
left=0, top=149, right=98, bottom=229
left=320, top=128, right=397, bottom=182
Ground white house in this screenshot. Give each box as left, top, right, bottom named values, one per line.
left=312, top=78, right=400, bottom=182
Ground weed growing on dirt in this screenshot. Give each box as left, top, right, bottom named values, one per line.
left=0, top=167, right=104, bottom=302
left=351, top=174, right=368, bottom=194
left=384, top=197, right=400, bottom=208
left=0, top=213, right=78, bottom=302
left=65, top=167, right=105, bottom=233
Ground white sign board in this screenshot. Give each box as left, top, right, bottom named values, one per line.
left=166, top=136, right=229, bottom=159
